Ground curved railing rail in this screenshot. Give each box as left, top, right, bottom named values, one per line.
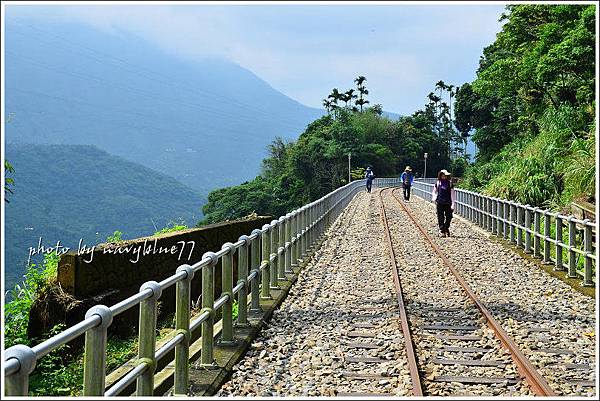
left=3, top=179, right=366, bottom=396
left=410, top=179, right=596, bottom=287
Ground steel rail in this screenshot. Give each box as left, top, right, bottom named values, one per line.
left=377, top=188, right=423, bottom=396
left=389, top=188, right=556, bottom=397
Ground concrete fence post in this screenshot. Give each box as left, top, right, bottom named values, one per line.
left=554, top=216, right=564, bottom=271
left=220, top=243, right=235, bottom=344
left=137, top=281, right=162, bottom=395
left=200, top=252, right=217, bottom=367
left=543, top=212, right=551, bottom=264
left=285, top=214, right=293, bottom=274
left=524, top=206, right=532, bottom=253
left=567, top=217, right=578, bottom=279
left=261, top=224, right=272, bottom=299
left=583, top=220, right=594, bottom=287
left=509, top=203, right=516, bottom=245
left=249, top=229, right=262, bottom=312
left=533, top=208, right=541, bottom=257
left=83, top=305, right=113, bottom=395
left=236, top=236, right=249, bottom=326
left=269, top=220, right=280, bottom=289
left=174, top=265, right=194, bottom=395
left=517, top=205, right=523, bottom=248
left=278, top=216, right=286, bottom=280
left=4, top=345, right=37, bottom=396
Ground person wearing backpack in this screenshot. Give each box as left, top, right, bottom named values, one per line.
left=365, top=166, right=375, bottom=193
left=431, top=169, right=455, bottom=237
left=400, top=166, right=414, bottom=201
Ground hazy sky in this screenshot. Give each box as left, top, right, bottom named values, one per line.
left=6, top=3, right=506, bottom=115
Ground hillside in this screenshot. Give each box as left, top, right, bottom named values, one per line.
left=454, top=4, right=595, bottom=208
left=4, top=144, right=204, bottom=290
left=4, top=17, right=324, bottom=196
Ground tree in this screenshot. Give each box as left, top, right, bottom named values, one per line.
left=322, top=99, right=333, bottom=114
left=354, top=76, right=369, bottom=112
left=344, top=89, right=357, bottom=109
left=328, top=88, right=342, bottom=118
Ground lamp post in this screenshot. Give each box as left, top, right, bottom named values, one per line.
left=348, top=152, right=351, bottom=183
left=424, top=152, right=428, bottom=179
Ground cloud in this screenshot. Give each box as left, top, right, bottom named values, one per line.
left=5, top=4, right=505, bottom=114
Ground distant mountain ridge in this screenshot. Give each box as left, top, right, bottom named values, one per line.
left=5, top=18, right=325, bottom=196
left=4, top=143, right=204, bottom=291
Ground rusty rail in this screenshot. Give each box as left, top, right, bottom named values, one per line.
left=377, top=188, right=423, bottom=396
left=389, top=188, right=556, bottom=397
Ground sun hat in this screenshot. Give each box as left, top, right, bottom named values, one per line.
left=405, top=166, right=412, bottom=171
left=440, top=169, right=451, bottom=176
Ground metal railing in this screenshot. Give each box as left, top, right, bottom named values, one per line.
left=411, top=179, right=596, bottom=287
left=3, top=179, right=366, bottom=396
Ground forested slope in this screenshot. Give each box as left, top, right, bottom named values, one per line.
left=454, top=4, right=595, bottom=208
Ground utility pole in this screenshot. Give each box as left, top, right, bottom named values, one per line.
left=348, top=152, right=351, bottom=183
left=424, top=152, right=428, bottom=179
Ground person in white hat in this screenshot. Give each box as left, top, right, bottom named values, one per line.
left=400, top=166, right=414, bottom=201
left=431, top=169, right=455, bottom=237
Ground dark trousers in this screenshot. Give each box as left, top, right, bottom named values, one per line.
left=366, top=179, right=373, bottom=193
left=436, top=202, right=453, bottom=232
left=402, top=184, right=411, bottom=200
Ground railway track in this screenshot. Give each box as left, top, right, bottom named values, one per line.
left=217, top=191, right=413, bottom=397
left=378, top=187, right=556, bottom=396
left=402, top=191, right=597, bottom=396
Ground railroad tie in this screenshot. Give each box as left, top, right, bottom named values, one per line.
left=345, top=342, right=380, bottom=350
left=429, top=334, right=481, bottom=341
left=336, top=392, right=393, bottom=397
left=346, top=331, right=377, bottom=338
left=530, top=347, right=576, bottom=355
left=441, top=346, right=493, bottom=353
left=433, top=376, right=520, bottom=385
left=344, top=356, right=388, bottom=364
left=431, top=358, right=506, bottom=367
left=420, top=324, right=479, bottom=331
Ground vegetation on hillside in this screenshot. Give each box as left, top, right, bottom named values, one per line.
left=455, top=4, right=595, bottom=208
left=4, top=144, right=204, bottom=290
left=201, top=77, right=466, bottom=224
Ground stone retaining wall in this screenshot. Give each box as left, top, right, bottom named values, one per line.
left=29, top=217, right=271, bottom=340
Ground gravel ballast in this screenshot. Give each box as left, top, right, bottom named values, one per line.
left=401, top=190, right=596, bottom=397
left=217, top=191, right=412, bottom=397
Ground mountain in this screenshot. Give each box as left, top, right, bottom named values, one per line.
left=4, top=18, right=325, bottom=197
left=4, top=144, right=204, bottom=291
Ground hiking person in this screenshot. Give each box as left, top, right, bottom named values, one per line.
left=400, top=166, right=414, bottom=201
left=365, top=166, right=375, bottom=193
left=431, top=169, right=455, bottom=237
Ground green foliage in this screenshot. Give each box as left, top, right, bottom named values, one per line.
left=5, top=144, right=204, bottom=291
left=457, top=4, right=595, bottom=207
left=106, top=230, right=124, bottom=243
left=202, top=98, right=453, bottom=223
left=4, top=159, right=15, bottom=203
left=153, top=221, right=188, bottom=236
left=4, top=252, right=60, bottom=348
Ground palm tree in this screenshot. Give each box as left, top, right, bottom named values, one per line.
left=354, top=75, right=366, bottom=87
left=355, top=98, right=370, bottom=111
left=323, top=98, right=333, bottom=115
left=328, top=88, right=342, bottom=117
left=435, top=80, right=446, bottom=114
left=340, top=92, right=350, bottom=108
left=355, top=76, right=369, bottom=112
left=328, top=88, right=341, bottom=106
left=427, top=92, right=441, bottom=109
left=345, top=89, right=357, bottom=109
